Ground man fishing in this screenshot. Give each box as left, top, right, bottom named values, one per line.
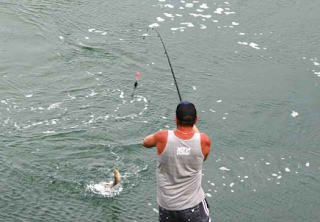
left=142, top=101, right=211, bottom=222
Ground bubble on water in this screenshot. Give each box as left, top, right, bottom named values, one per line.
left=164, top=4, right=174, bottom=8
left=149, top=23, right=160, bottom=28
left=214, top=8, right=224, bottom=14
left=164, top=13, right=174, bottom=18
left=285, top=167, right=291, bottom=172
left=200, top=24, right=207, bottom=29
left=291, top=111, right=299, bottom=117
left=200, top=3, right=209, bottom=9
left=43, top=131, right=56, bottom=134
left=219, top=167, right=230, bottom=171
left=225, top=12, right=236, bottom=15
left=306, top=162, right=310, bottom=167
left=181, top=22, right=194, bottom=27
left=48, top=102, right=62, bottom=110
left=249, top=42, right=260, bottom=50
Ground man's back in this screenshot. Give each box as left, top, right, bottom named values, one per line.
left=157, top=130, right=206, bottom=210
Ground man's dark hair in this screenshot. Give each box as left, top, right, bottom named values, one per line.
left=176, top=101, right=197, bottom=126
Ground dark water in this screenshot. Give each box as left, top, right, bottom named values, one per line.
left=1, top=0, right=320, bottom=221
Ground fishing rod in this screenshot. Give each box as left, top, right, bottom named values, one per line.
left=134, top=28, right=183, bottom=101
left=152, top=28, right=182, bottom=102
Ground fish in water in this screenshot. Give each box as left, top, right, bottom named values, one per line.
left=105, top=167, right=121, bottom=188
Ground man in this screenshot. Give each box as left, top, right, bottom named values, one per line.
left=142, top=101, right=211, bottom=222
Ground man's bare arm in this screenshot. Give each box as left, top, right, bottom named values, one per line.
left=142, top=134, right=157, bottom=148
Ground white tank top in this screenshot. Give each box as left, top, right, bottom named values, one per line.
left=157, top=130, right=206, bottom=210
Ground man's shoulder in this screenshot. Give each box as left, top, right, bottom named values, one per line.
left=155, top=130, right=169, bottom=140
left=200, top=133, right=211, bottom=144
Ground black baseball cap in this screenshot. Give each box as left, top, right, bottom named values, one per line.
left=176, top=101, right=197, bottom=123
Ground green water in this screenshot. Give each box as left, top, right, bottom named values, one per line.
left=1, top=0, right=320, bottom=221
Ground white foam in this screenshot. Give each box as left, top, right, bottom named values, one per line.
left=171, top=27, right=185, bottom=31
left=200, top=24, right=207, bottom=29
left=272, top=173, right=277, bottom=177
left=159, top=0, right=165, bottom=2
left=48, top=102, right=62, bottom=110
left=210, top=183, right=215, bottom=186
left=244, top=176, right=249, bottom=179
left=164, top=4, right=174, bottom=8
left=206, top=193, right=212, bottom=197
left=222, top=117, right=226, bottom=120
left=249, top=43, right=260, bottom=50
left=240, top=157, right=244, bottom=160
left=176, top=14, right=183, bottom=17
left=225, top=12, right=235, bottom=15
left=102, top=32, right=107, bottom=35
left=164, top=13, right=174, bottom=18
left=43, top=131, right=55, bottom=134
left=214, top=8, right=224, bottom=14
left=232, top=22, right=239, bottom=25
left=230, top=183, right=235, bottom=187
left=157, top=17, right=165, bottom=22
left=149, top=23, right=160, bottom=28
left=217, top=100, right=222, bottom=103
left=209, top=109, right=216, bottom=113
left=87, top=182, right=123, bottom=197
left=219, top=167, right=230, bottom=171
left=291, top=111, right=299, bottom=117
left=314, top=61, right=320, bottom=66
left=88, top=28, right=95, bottom=32
left=25, top=94, right=33, bottom=98
left=239, top=33, right=245, bottom=35
left=196, top=9, right=204, bottom=12
left=277, top=176, right=282, bottom=179
left=185, top=3, right=194, bottom=8
left=200, top=3, right=209, bottom=9
left=192, top=86, right=196, bottom=90
left=181, top=22, right=194, bottom=27
left=306, top=162, right=310, bottom=167
left=266, top=162, right=270, bottom=165
left=153, top=208, right=159, bottom=213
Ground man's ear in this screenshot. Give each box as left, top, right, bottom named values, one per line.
left=175, top=117, right=178, bottom=125
left=194, top=116, right=198, bottom=124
